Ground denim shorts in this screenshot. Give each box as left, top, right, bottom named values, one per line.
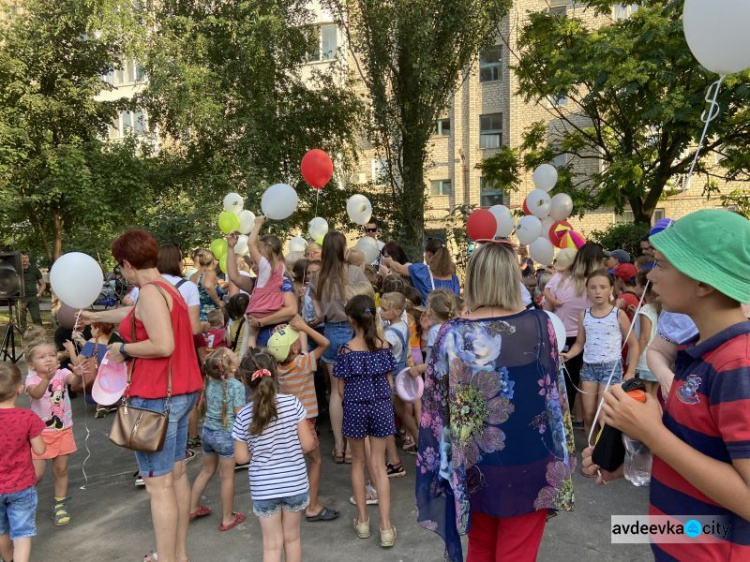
left=202, top=426, right=235, bottom=458
left=581, top=360, right=623, bottom=385
left=322, top=321, right=353, bottom=364
left=252, top=492, right=309, bottom=518
left=130, top=391, right=199, bottom=478
left=636, top=367, right=658, bottom=383
left=0, top=486, right=38, bottom=540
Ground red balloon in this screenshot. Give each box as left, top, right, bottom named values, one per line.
left=467, top=209, right=498, bottom=241
left=300, top=149, right=334, bottom=189
left=549, top=220, right=572, bottom=248
left=522, top=199, right=532, bottom=215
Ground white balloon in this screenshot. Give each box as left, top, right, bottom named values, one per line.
left=288, top=236, right=308, bottom=253
left=544, top=311, right=566, bottom=353
left=529, top=237, right=555, bottom=266
left=549, top=193, right=574, bottom=221
left=234, top=234, right=250, bottom=257
left=516, top=215, right=543, bottom=246
left=541, top=216, right=555, bottom=242
left=683, top=0, right=750, bottom=75
left=346, top=194, right=373, bottom=226
left=238, top=210, right=256, bottom=234
left=286, top=251, right=305, bottom=265
left=354, top=236, right=380, bottom=265
left=223, top=192, right=244, bottom=215
left=489, top=205, right=514, bottom=237
left=533, top=164, right=558, bottom=192
left=50, top=252, right=104, bottom=309
left=308, top=217, right=329, bottom=240
left=261, top=184, right=298, bottom=220
left=526, top=189, right=552, bottom=219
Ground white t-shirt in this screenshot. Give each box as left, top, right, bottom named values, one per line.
left=238, top=270, right=253, bottom=296
left=633, top=304, right=658, bottom=371
left=232, top=393, right=308, bottom=501
left=520, top=283, right=533, bottom=307
left=126, top=275, right=199, bottom=308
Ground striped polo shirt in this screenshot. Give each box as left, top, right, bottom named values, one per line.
left=232, top=393, right=308, bottom=501
left=650, top=321, right=750, bottom=561
left=277, top=353, right=318, bottom=419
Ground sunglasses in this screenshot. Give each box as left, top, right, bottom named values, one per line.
left=364, top=227, right=377, bottom=233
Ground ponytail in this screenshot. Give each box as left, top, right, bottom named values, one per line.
left=238, top=350, right=279, bottom=436
left=345, top=294, right=383, bottom=352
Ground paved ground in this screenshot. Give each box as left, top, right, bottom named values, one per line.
left=17, top=387, right=654, bottom=562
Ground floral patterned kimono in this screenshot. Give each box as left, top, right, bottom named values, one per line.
left=416, top=308, right=575, bottom=562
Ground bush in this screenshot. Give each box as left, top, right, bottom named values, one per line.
left=589, top=222, right=651, bottom=257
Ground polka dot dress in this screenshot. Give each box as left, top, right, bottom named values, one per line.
left=333, top=347, right=397, bottom=439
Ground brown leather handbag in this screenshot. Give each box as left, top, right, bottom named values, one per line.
left=109, top=284, right=173, bottom=453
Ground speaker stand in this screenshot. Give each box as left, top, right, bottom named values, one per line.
left=1, top=301, right=23, bottom=363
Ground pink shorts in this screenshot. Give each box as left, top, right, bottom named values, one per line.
left=32, top=428, right=77, bottom=460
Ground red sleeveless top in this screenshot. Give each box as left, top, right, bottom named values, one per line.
left=119, top=281, right=202, bottom=399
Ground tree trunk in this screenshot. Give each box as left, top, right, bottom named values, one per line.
left=398, top=133, right=427, bottom=260
left=53, top=211, right=64, bottom=260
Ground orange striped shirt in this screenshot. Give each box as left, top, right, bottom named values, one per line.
left=277, top=353, right=318, bottom=419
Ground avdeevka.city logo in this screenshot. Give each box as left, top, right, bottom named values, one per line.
left=610, top=515, right=731, bottom=543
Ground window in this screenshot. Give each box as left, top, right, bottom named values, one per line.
left=311, top=24, right=338, bottom=61
left=613, top=4, right=638, bottom=21
left=552, top=153, right=569, bottom=169
left=548, top=3, right=567, bottom=17
left=480, top=177, right=508, bottom=207
left=479, top=45, right=502, bottom=82
left=480, top=113, right=502, bottom=149
left=372, top=159, right=388, bottom=186
left=614, top=207, right=665, bottom=225
left=434, top=118, right=451, bottom=136
left=547, top=94, right=567, bottom=107
left=110, top=110, right=148, bottom=138
left=105, top=59, right=143, bottom=86
left=430, top=180, right=451, bottom=197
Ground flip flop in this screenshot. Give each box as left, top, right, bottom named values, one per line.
left=306, top=506, right=340, bottom=522
left=218, top=512, right=245, bottom=531
left=189, top=505, right=211, bottom=519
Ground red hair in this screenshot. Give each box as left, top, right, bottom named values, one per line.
left=112, top=229, right=159, bottom=270
left=92, top=322, right=115, bottom=337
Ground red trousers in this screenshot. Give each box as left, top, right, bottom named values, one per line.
left=467, top=510, right=548, bottom=562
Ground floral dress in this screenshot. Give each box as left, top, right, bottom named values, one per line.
left=416, top=308, right=575, bottom=562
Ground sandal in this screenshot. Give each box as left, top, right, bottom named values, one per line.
left=218, top=512, right=245, bottom=531
left=94, top=407, right=108, bottom=419
left=53, top=497, right=71, bottom=526
left=189, top=505, right=211, bottom=519
left=306, top=506, right=340, bottom=522
left=344, top=451, right=352, bottom=464
left=332, top=449, right=345, bottom=464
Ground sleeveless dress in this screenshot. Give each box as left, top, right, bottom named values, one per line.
left=196, top=272, right=218, bottom=322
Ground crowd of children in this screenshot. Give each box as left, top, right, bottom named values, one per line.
left=1, top=209, right=748, bottom=562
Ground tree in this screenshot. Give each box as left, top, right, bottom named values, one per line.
left=483, top=0, right=750, bottom=224
left=0, top=0, right=150, bottom=261
left=323, top=0, right=512, bottom=257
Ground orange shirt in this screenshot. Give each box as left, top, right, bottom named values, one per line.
left=277, top=353, right=318, bottom=419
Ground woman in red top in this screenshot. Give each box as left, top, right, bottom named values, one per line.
left=106, top=229, right=202, bottom=562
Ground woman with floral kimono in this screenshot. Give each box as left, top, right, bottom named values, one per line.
left=416, top=241, right=575, bottom=562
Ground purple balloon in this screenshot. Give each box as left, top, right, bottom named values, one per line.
left=650, top=218, right=675, bottom=236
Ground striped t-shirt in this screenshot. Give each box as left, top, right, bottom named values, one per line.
left=277, top=353, right=318, bottom=418
left=232, top=393, right=308, bottom=501
left=650, top=321, right=750, bottom=560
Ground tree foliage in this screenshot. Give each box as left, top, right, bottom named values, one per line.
left=484, top=0, right=750, bottom=224
left=323, top=0, right=512, bottom=258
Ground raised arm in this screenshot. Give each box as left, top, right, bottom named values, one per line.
left=225, top=233, right=255, bottom=293
left=247, top=215, right=266, bottom=265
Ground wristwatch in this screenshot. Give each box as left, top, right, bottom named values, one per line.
left=119, top=343, right=131, bottom=359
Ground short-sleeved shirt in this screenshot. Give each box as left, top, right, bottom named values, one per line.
left=204, top=378, right=245, bottom=431
left=25, top=369, right=74, bottom=432
left=127, top=275, right=200, bottom=308
left=309, top=265, right=368, bottom=323
left=277, top=353, right=318, bottom=419
left=22, top=264, right=42, bottom=299
left=232, top=394, right=308, bottom=501
left=0, top=408, right=45, bottom=494
left=408, top=263, right=460, bottom=306
left=650, top=321, right=750, bottom=561
left=545, top=273, right=591, bottom=337
left=333, top=347, right=395, bottom=404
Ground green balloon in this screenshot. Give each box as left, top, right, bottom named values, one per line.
left=218, top=211, right=240, bottom=234
left=210, top=238, right=227, bottom=258
left=219, top=254, right=228, bottom=274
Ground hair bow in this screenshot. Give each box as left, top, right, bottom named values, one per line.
left=251, top=369, right=272, bottom=381
left=363, top=307, right=373, bottom=313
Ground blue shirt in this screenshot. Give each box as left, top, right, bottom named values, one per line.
left=204, top=378, right=245, bottom=431
left=408, top=263, right=460, bottom=306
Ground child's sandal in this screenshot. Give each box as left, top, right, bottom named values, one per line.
left=53, top=498, right=71, bottom=526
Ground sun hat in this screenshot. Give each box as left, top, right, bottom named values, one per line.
left=395, top=368, right=424, bottom=403
left=267, top=326, right=300, bottom=363
left=92, top=352, right=128, bottom=406
left=614, top=263, right=638, bottom=284
left=554, top=248, right=577, bottom=270
left=604, top=249, right=631, bottom=264
left=650, top=209, right=750, bottom=303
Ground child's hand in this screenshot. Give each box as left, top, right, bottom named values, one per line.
left=289, top=315, right=306, bottom=331
left=378, top=264, right=389, bottom=277
left=409, top=366, right=421, bottom=378
left=581, top=445, right=624, bottom=485
left=63, top=340, right=76, bottom=355
left=226, top=232, right=238, bottom=248
left=560, top=352, right=570, bottom=362
left=601, top=384, right=664, bottom=446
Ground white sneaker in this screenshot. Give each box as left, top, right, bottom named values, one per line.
left=349, top=484, right=378, bottom=506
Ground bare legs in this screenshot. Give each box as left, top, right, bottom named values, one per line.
left=326, top=364, right=344, bottom=456
left=304, top=446, right=323, bottom=517
left=0, top=535, right=30, bottom=562
left=143, top=460, right=191, bottom=562
left=258, top=510, right=302, bottom=562
left=350, top=437, right=392, bottom=531
left=33, top=455, right=70, bottom=498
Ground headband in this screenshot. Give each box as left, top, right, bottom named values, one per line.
left=251, top=369, right=272, bottom=381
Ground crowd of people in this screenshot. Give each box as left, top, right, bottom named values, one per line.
left=0, top=209, right=748, bottom=562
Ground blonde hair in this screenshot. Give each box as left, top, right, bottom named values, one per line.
left=345, top=281, right=375, bottom=302
left=196, top=249, right=215, bottom=268
left=347, top=249, right=365, bottom=269
left=207, top=309, right=224, bottom=328
left=305, top=242, right=321, bottom=257
left=202, top=348, right=236, bottom=428
left=427, top=289, right=458, bottom=323
left=380, top=292, right=407, bottom=314
left=464, top=243, right=522, bottom=312
left=23, top=325, right=47, bottom=343
left=25, top=339, right=54, bottom=364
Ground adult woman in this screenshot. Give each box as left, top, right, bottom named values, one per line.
left=416, top=242, right=574, bottom=562
left=305, top=242, right=322, bottom=262
left=189, top=250, right=223, bottom=321
left=107, top=229, right=202, bottom=562
left=158, top=244, right=206, bottom=336
left=309, top=231, right=368, bottom=462
left=383, top=239, right=460, bottom=305
left=543, top=242, right=605, bottom=411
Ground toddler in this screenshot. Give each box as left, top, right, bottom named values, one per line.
left=197, top=309, right=228, bottom=363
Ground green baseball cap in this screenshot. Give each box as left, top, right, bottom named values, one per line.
left=650, top=209, right=750, bottom=303
left=267, top=326, right=300, bottom=363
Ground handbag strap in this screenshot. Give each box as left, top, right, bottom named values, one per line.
left=126, top=281, right=174, bottom=400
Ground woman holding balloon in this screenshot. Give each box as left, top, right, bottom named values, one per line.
left=189, top=250, right=224, bottom=321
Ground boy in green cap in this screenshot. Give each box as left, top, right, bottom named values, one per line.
left=582, top=209, right=750, bottom=560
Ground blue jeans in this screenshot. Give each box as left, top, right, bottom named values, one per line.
left=322, top=322, right=353, bottom=364
left=0, top=486, right=37, bottom=540
left=202, top=426, right=235, bottom=458
left=130, top=392, right=199, bottom=478
left=252, top=492, right=309, bottom=518
left=580, top=361, right=623, bottom=385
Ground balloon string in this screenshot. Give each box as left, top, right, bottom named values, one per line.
left=682, top=75, right=725, bottom=191
left=73, top=309, right=91, bottom=490
left=314, top=189, right=320, bottom=218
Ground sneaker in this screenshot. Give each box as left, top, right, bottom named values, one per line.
left=184, top=449, right=197, bottom=463
left=386, top=463, right=406, bottom=478
left=134, top=471, right=145, bottom=487
left=380, top=526, right=397, bottom=548
left=235, top=462, right=250, bottom=472
left=353, top=516, right=371, bottom=539
left=349, top=484, right=379, bottom=506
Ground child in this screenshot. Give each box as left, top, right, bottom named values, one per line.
left=245, top=215, right=286, bottom=348
left=412, top=289, right=458, bottom=370
left=233, top=350, right=316, bottom=562
left=0, top=363, right=46, bottom=562
left=632, top=270, right=659, bottom=396
left=196, top=309, right=228, bottom=363
left=613, top=263, right=641, bottom=322
left=301, top=260, right=322, bottom=326
left=561, top=270, right=639, bottom=440
left=583, top=209, right=750, bottom=560
left=333, top=295, right=397, bottom=548
left=267, top=315, right=338, bottom=522
left=226, top=294, right=250, bottom=356
left=24, top=340, right=82, bottom=526
left=189, top=348, right=246, bottom=531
